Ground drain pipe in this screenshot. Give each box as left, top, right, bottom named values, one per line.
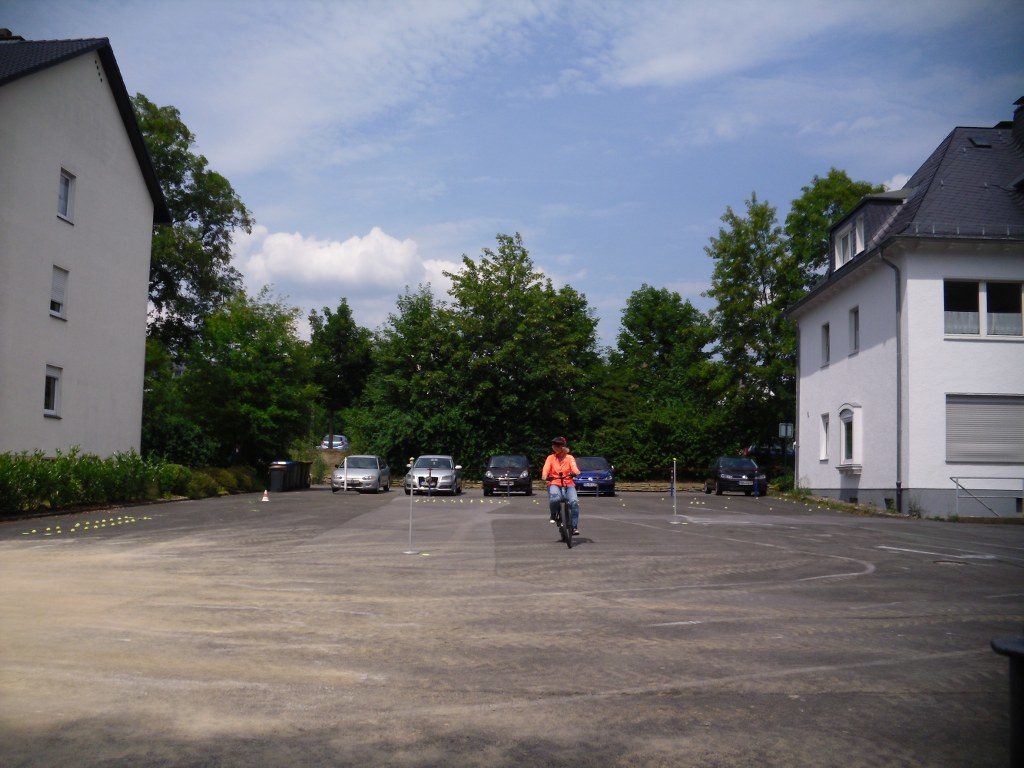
left=879, top=249, right=903, bottom=514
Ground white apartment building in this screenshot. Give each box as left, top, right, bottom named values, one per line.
left=0, top=33, right=169, bottom=456
left=787, top=99, right=1024, bottom=517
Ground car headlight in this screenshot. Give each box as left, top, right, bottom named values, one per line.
left=361, top=475, right=374, bottom=481
left=484, top=471, right=494, bottom=479
left=519, top=470, right=529, bottom=479
left=440, top=474, right=453, bottom=481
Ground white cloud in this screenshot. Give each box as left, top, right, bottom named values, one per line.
left=232, top=225, right=460, bottom=332
left=883, top=173, right=911, bottom=191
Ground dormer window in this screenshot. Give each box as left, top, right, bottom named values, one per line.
left=834, top=215, right=865, bottom=268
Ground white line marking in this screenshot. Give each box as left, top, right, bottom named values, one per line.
left=648, top=620, right=703, bottom=627
left=877, top=546, right=995, bottom=560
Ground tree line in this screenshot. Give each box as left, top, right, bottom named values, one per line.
left=135, top=94, right=881, bottom=479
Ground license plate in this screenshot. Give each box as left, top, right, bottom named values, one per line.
left=739, top=480, right=753, bottom=485
left=583, top=482, right=596, bottom=487
left=499, top=480, right=513, bottom=486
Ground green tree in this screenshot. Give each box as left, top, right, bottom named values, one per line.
left=140, top=338, right=217, bottom=466
left=132, top=94, right=253, bottom=354
left=179, top=288, right=317, bottom=467
left=785, top=168, right=884, bottom=286
left=308, top=299, right=373, bottom=444
left=444, top=233, right=599, bottom=465
left=592, top=285, right=730, bottom=475
left=705, top=194, right=803, bottom=447
left=358, top=286, right=460, bottom=468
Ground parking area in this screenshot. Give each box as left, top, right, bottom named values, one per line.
left=1, top=489, right=1021, bottom=767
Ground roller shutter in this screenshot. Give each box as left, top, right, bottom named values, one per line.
left=946, top=395, right=1024, bottom=463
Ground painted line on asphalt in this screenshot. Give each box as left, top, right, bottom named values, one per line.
left=877, top=545, right=995, bottom=560
left=647, top=620, right=703, bottom=627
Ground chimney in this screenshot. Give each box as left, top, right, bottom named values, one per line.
left=1014, top=96, right=1024, bottom=153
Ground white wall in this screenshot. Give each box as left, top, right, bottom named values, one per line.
left=902, top=242, right=1024, bottom=490
left=795, top=258, right=899, bottom=496
left=0, top=53, right=154, bottom=456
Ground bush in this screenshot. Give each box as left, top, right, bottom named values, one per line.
left=203, top=467, right=238, bottom=494
left=770, top=472, right=794, bottom=493
left=158, top=463, right=192, bottom=496
left=227, top=465, right=259, bottom=492
left=186, top=470, right=223, bottom=499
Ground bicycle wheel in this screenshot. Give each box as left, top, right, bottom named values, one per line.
left=561, top=501, right=573, bottom=549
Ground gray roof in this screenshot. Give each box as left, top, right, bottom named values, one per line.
left=0, top=38, right=170, bottom=223
left=787, top=108, right=1024, bottom=318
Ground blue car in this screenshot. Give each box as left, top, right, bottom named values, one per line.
left=575, top=456, right=615, bottom=496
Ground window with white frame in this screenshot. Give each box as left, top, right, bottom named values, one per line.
left=944, top=280, right=1023, bottom=337
left=57, top=169, right=75, bottom=222
left=819, top=414, right=829, bottom=461
left=44, top=365, right=62, bottom=417
left=50, top=266, right=68, bottom=318
left=821, top=323, right=830, bottom=366
left=946, top=394, right=1024, bottom=463
left=838, top=404, right=862, bottom=468
left=834, top=216, right=864, bottom=268
left=849, top=306, right=859, bottom=354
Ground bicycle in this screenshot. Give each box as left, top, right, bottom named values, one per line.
left=546, top=471, right=577, bottom=549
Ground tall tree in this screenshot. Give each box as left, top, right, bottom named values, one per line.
left=179, top=288, right=317, bottom=467
left=444, top=233, right=599, bottom=464
left=308, top=299, right=373, bottom=443
left=705, top=194, right=804, bottom=447
left=132, top=93, right=253, bottom=354
left=785, top=168, right=884, bottom=286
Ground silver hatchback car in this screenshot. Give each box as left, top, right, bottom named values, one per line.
left=404, top=455, right=463, bottom=495
left=331, top=455, right=391, bottom=494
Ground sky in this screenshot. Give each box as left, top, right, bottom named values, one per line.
left=7, top=0, right=1024, bottom=346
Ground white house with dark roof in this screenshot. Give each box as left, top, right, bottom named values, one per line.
left=786, top=99, right=1024, bottom=517
left=0, top=31, right=170, bottom=456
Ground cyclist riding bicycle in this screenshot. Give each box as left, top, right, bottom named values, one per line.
left=542, top=436, right=581, bottom=535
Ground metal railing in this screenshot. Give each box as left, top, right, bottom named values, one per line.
left=950, top=476, right=1024, bottom=517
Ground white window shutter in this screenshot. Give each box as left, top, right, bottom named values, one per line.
left=946, top=395, right=1024, bottom=463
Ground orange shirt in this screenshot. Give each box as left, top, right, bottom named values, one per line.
left=542, top=453, right=580, bottom=487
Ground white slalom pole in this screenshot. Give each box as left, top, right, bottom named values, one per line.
left=670, top=457, right=685, bottom=524
left=403, top=458, right=419, bottom=554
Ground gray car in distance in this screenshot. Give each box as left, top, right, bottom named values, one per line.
left=331, top=455, right=391, bottom=493
left=404, top=455, right=463, bottom=495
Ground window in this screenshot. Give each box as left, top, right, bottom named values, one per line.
left=946, top=395, right=1024, bottom=463
left=57, top=169, right=75, bottom=221
left=987, top=282, right=1023, bottom=336
left=834, top=216, right=863, bottom=268
left=819, top=414, right=829, bottom=461
left=44, top=365, right=62, bottom=417
left=840, top=408, right=854, bottom=463
left=50, top=266, right=68, bottom=318
left=945, top=280, right=1023, bottom=337
left=821, top=323, right=830, bottom=366
left=849, top=306, right=859, bottom=354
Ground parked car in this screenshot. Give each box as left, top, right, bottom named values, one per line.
left=575, top=456, right=615, bottom=496
left=404, top=455, right=463, bottom=495
left=704, top=457, right=767, bottom=496
left=331, top=455, right=390, bottom=494
left=482, top=454, right=533, bottom=496
left=319, top=434, right=350, bottom=450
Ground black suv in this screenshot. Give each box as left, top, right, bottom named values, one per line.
left=482, top=454, right=533, bottom=496
left=704, top=457, right=767, bottom=496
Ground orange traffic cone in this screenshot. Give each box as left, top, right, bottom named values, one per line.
left=261, top=490, right=269, bottom=502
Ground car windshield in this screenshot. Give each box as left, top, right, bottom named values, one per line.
left=488, top=455, right=528, bottom=468
left=345, top=457, right=377, bottom=469
left=576, top=456, right=610, bottom=471
left=414, top=457, right=453, bottom=469
left=719, top=458, right=758, bottom=470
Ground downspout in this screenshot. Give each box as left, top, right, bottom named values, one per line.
left=879, top=248, right=903, bottom=513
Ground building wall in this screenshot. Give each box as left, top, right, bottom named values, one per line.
left=0, top=53, right=154, bottom=456
left=902, top=242, right=1024, bottom=515
left=795, top=258, right=899, bottom=506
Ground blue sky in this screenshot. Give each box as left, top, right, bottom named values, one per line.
left=8, top=1, right=1024, bottom=346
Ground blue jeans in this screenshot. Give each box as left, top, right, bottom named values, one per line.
left=548, top=484, right=580, bottom=529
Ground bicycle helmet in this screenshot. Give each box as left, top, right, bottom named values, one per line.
left=551, top=436, right=568, bottom=447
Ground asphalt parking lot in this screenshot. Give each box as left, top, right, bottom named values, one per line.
left=1, top=488, right=1022, bottom=767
